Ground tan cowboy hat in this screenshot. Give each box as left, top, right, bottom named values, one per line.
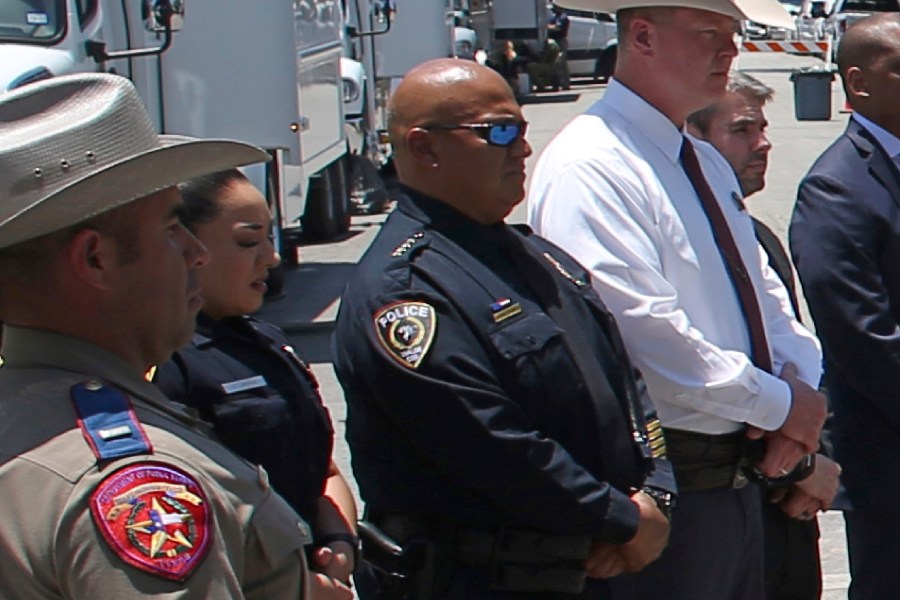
left=555, top=0, right=794, bottom=29
left=0, top=73, right=270, bottom=250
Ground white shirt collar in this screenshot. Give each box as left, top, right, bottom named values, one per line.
left=853, top=112, right=900, bottom=158
left=591, top=78, right=685, bottom=165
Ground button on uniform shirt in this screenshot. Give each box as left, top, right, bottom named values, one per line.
left=527, top=79, right=822, bottom=435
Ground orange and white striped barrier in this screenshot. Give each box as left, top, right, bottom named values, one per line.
left=742, top=40, right=830, bottom=55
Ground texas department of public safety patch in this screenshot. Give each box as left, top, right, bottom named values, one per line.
left=374, top=301, right=437, bottom=369
left=90, top=462, right=211, bottom=581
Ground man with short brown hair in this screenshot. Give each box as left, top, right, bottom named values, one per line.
left=689, top=72, right=842, bottom=600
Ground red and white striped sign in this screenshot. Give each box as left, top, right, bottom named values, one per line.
left=742, top=40, right=830, bottom=54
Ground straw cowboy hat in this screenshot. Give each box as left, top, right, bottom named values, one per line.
left=555, top=0, right=795, bottom=29
left=0, top=72, right=270, bottom=250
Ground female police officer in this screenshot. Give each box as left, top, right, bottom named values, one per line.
left=153, top=169, right=357, bottom=597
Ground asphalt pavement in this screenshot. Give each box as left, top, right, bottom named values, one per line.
left=256, top=50, right=852, bottom=598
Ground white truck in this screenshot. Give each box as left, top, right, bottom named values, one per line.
left=468, top=0, right=618, bottom=83
left=340, top=0, right=473, bottom=208
left=824, top=0, right=899, bottom=58
left=0, top=0, right=359, bottom=260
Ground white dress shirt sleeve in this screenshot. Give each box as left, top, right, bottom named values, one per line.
left=530, top=158, right=803, bottom=433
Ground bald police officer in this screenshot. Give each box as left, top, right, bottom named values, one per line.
left=0, top=74, right=312, bottom=598
left=334, top=59, right=674, bottom=600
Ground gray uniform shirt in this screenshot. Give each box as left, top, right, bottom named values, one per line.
left=0, top=325, right=311, bottom=599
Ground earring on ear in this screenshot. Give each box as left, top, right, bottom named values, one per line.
left=431, top=162, right=439, bottom=168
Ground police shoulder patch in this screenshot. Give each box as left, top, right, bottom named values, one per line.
left=373, top=301, right=437, bottom=369
left=90, top=462, right=211, bottom=581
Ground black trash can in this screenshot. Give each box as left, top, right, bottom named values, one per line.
left=790, top=68, right=835, bottom=121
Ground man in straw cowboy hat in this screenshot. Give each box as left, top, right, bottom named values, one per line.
left=0, top=73, right=316, bottom=598
left=528, top=0, right=826, bottom=598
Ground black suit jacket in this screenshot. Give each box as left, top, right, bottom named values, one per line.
left=790, top=118, right=900, bottom=505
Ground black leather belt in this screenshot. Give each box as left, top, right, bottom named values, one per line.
left=451, top=526, right=591, bottom=567
left=370, top=515, right=591, bottom=595
left=450, top=525, right=590, bottom=594
left=663, top=428, right=749, bottom=492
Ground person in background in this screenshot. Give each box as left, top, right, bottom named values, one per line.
left=528, top=1, right=826, bottom=598
left=688, top=71, right=841, bottom=600
left=548, top=2, right=571, bottom=90
left=790, top=14, right=900, bottom=599
left=153, top=169, right=356, bottom=599
left=0, top=72, right=313, bottom=597
left=334, top=58, right=674, bottom=600
left=486, top=39, right=524, bottom=97
left=527, top=38, right=564, bottom=92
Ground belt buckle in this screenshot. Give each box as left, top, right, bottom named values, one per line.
left=732, top=467, right=749, bottom=489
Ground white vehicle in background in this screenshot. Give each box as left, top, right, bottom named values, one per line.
left=469, top=0, right=618, bottom=84
left=0, top=0, right=355, bottom=260
left=743, top=0, right=828, bottom=41
left=825, top=0, right=899, bottom=57
left=341, top=0, right=468, bottom=203
left=564, top=7, right=617, bottom=80
left=454, top=23, right=477, bottom=60
left=451, top=0, right=478, bottom=59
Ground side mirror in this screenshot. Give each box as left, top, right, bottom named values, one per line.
left=87, top=0, right=183, bottom=62
left=142, top=0, right=185, bottom=33
left=351, top=1, right=392, bottom=37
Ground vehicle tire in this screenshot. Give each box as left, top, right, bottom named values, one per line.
left=301, top=159, right=348, bottom=241
left=279, top=234, right=300, bottom=266
left=349, top=154, right=390, bottom=215
left=594, top=46, right=617, bottom=82
left=264, top=262, right=286, bottom=300
left=331, top=156, right=351, bottom=234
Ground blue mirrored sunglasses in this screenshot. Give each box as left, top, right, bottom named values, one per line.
left=423, top=121, right=528, bottom=147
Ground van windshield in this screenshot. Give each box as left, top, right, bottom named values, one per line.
left=0, top=0, right=64, bottom=43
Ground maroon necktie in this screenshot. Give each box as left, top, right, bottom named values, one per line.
left=680, top=137, right=773, bottom=373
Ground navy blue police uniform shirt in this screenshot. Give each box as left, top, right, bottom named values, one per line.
left=154, top=314, right=333, bottom=525
left=333, top=185, right=659, bottom=542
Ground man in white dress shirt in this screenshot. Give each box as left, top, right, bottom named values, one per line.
left=528, top=1, right=826, bottom=598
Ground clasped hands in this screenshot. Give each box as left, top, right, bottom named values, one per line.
left=747, top=362, right=838, bottom=519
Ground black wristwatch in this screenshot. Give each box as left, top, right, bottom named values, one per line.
left=641, top=486, right=676, bottom=521
left=754, top=453, right=817, bottom=488
left=792, top=453, right=817, bottom=483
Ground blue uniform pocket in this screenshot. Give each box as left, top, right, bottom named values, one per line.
left=489, top=312, right=563, bottom=359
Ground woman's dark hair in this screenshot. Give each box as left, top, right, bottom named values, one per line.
left=177, top=168, right=250, bottom=232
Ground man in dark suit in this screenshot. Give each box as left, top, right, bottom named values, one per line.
left=789, top=14, right=900, bottom=600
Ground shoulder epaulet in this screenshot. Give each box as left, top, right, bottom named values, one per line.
left=541, top=251, right=589, bottom=287
left=390, top=231, right=428, bottom=258
left=513, top=226, right=590, bottom=288
left=70, top=380, right=153, bottom=461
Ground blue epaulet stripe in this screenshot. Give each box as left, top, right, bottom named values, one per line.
left=70, top=381, right=153, bottom=461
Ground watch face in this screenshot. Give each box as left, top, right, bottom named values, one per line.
left=643, top=487, right=674, bottom=519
